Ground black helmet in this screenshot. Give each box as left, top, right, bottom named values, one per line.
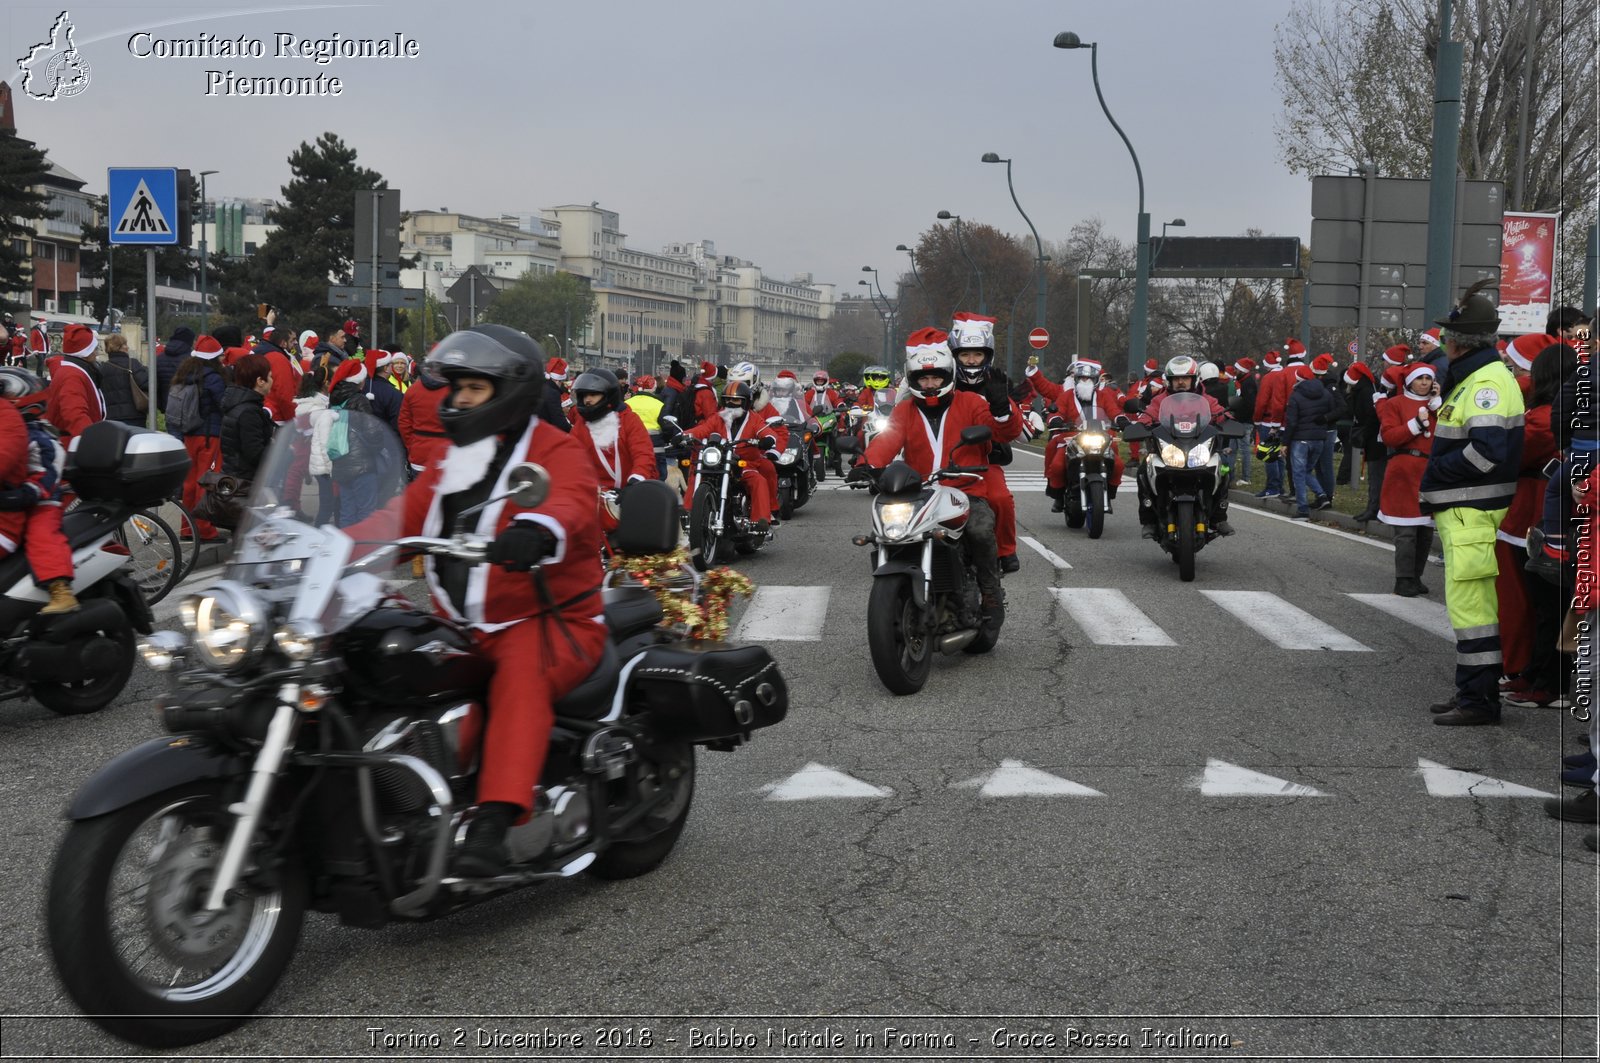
left=427, top=324, right=545, bottom=446
left=572, top=368, right=623, bottom=422
left=719, top=381, right=753, bottom=410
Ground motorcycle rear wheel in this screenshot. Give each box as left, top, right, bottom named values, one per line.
left=1175, top=499, right=1197, bottom=582
left=867, top=577, right=932, bottom=695
left=1086, top=482, right=1106, bottom=540
left=591, top=743, right=696, bottom=880
left=32, top=620, right=135, bottom=716
left=47, top=782, right=306, bottom=1049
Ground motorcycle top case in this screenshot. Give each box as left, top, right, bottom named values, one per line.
left=626, top=642, right=787, bottom=744
left=65, top=421, right=189, bottom=506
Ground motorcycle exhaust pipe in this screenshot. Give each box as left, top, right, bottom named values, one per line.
left=936, top=629, right=978, bottom=654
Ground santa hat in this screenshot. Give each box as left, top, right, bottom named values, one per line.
left=1144, top=358, right=1159, bottom=373
left=1292, top=363, right=1315, bottom=381
left=1403, top=363, right=1436, bottom=389
left=948, top=312, right=997, bottom=351
left=777, top=369, right=797, bottom=379
left=1382, top=344, right=1410, bottom=365
left=545, top=357, right=568, bottom=381
left=1418, top=327, right=1441, bottom=350
left=342, top=318, right=361, bottom=335
left=297, top=330, right=317, bottom=352
left=332, top=359, right=367, bottom=389
left=905, top=327, right=952, bottom=360
left=261, top=325, right=276, bottom=339
left=371, top=349, right=393, bottom=370
left=1073, top=357, right=1103, bottom=376
left=1220, top=368, right=1234, bottom=382
left=61, top=324, right=97, bottom=358
left=193, top=335, right=224, bottom=361
left=1311, top=353, right=1334, bottom=376
left=1283, top=337, right=1307, bottom=361
left=1506, top=333, right=1558, bottom=372
left=1343, top=362, right=1375, bottom=386
left=1232, top=357, right=1256, bottom=375
left=1262, top=351, right=1282, bottom=368
left=700, top=361, right=717, bottom=379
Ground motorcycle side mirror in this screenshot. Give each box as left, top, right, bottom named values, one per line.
left=835, top=436, right=860, bottom=453
left=506, top=463, right=551, bottom=509
left=1122, top=424, right=1152, bottom=442
left=960, top=425, right=993, bottom=446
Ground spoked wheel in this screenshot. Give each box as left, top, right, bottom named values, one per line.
left=117, top=509, right=185, bottom=605
left=1175, top=499, right=1197, bottom=582
left=152, top=499, right=202, bottom=579
left=688, top=486, right=719, bottom=571
left=1086, top=482, right=1106, bottom=540
left=591, top=743, right=695, bottom=879
left=31, top=614, right=135, bottom=716
left=47, top=782, right=306, bottom=1049
left=867, top=576, right=932, bottom=694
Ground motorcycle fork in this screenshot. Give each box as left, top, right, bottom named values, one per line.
left=718, top=467, right=734, bottom=533
left=204, top=696, right=301, bottom=911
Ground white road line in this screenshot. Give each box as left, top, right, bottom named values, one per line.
left=1049, top=587, right=1175, bottom=646
left=1193, top=759, right=1327, bottom=797
left=734, top=586, right=831, bottom=642
left=1346, top=593, right=1454, bottom=642
left=1020, top=536, right=1072, bottom=570
left=1200, top=590, right=1369, bottom=652
left=1230, top=502, right=1397, bottom=551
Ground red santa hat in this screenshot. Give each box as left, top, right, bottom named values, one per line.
left=777, top=369, right=797, bottom=379
left=1505, top=333, right=1558, bottom=372
left=1343, top=362, right=1375, bottom=386
left=1073, top=357, right=1103, bottom=376
left=1292, top=363, right=1315, bottom=381
left=700, top=361, right=717, bottom=379
left=1382, top=344, right=1410, bottom=365
left=299, top=330, right=319, bottom=352
left=1283, top=337, right=1307, bottom=361
left=1417, top=327, right=1441, bottom=350
left=1232, top=357, right=1256, bottom=375
left=1311, top=353, right=1335, bottom=375
left=193, top=334, right=224, bottom=361
left=1144, top=358, right=1159, bottom=373
left=370, top=348, right=393, bottom=369
left=905, top=327, right=952, bottom=360
left=1403, top=363, right=1437, bottom=389
left=61, top=324, right=97, bottom=358
left=342, top=318, right=362, bottom=336
left=1220, top=368, right=1234, bottom=382
left=332, top=358, right=367, bottom=389
left=545, top=356, right=568, bottom=381
left=1262, top=350, right=1282, bottom=368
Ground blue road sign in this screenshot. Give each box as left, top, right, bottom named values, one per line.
left=107, top=168, right=178, bottom=245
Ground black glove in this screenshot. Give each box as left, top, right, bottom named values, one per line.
left=0, top=486, right=36, bottom=511
left=845, top=464, right=876, bottom=485
left=1113, top=415, right=1131, bottom=430
left=669, top=359, right=687, bottom=383
left=485, top=521, right=558, bottom=572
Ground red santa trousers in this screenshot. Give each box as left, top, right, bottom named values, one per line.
left=0, top=503, right=72, bottom=585
left=1494, top=538, right=1533, bottom=679
left=182, top=436, right=222, bottom=539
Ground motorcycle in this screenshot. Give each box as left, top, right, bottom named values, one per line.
left=771, top=396, right=815, bottom=520
left=1122, top=394, right=1249, bottom=581
left=45, top=413, right=788, bottom=1049
left=812, top=408, right=843, bottom=479
left=680, top=433, right=775, bottom=570
left=1048, top=416, right=1116, bottom=539
left=845, top=393, right=898, bottom=492
left=0, top=420, right=181, bottom=715
left=841, top=427, right=998, bottom=695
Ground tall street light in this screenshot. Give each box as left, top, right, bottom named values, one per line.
left=893, top=244, right=929, bottom=326
left=197, top=169, right=218, bottom=333
left=1155, top=217, right=1186, bottom=266
left=858, top=278, right=891, bottom=361
left=1055, top=30, right=1148, bottom=382
left=981, top=152, right=1047, bottom=377
left=936, top=211, right=986, bottom=315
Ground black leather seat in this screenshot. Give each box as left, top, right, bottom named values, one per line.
left=603, top=586, right=663, bottom=641
left=552, top=640, right=620, bottom=720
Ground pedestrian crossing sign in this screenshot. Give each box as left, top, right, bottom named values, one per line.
left=107, top=168, right=178, bottom=245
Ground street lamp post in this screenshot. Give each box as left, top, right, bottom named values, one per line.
left=863, top=267, right=898, bottom=359
left=936, top=211, right=985, bottom=315
left=981, top=153, right=1047, bottom=377
left=1055, top=31, right=1149, bottom=383
left=893, top=243, right=930, bottom=326
left=858, top=278, right=892, bottom=362
left=1154, top=217, right=1186, bottom=267
left=197, top=169, right=218, bottom=333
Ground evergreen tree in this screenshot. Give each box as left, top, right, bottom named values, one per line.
left=0, top=130, right=56, bottom=313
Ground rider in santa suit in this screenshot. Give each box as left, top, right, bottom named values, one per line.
left=683, top=380, right=788, bottom=535
left=805, top=369, right=842, bottom=413
left=567, top=367, right=658, bottom=534
left=375, top=324, right=608, bottom=878
left=1024, top=355, right=1126, bottom=513
left=947, top=313, right=1023, bottom=572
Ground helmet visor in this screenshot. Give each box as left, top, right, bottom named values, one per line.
left=425, top=329, right=537, bottom=382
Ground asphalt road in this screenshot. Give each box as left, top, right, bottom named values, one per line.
left=1, top=447, right=1596, bottom=1060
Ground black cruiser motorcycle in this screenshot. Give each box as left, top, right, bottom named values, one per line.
left=46, top=414, right=788, bottom=1048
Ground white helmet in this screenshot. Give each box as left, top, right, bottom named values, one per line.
left=728, top=361, right=760, bottom=386
left=1197, top=360, right=1220, bottom=382
left=1164, top=355, right=1200, bottom=391
left=904, top=335, right=956, bottom=406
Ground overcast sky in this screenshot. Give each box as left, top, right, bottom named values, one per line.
left=7, top=0, right=1309, bottom=291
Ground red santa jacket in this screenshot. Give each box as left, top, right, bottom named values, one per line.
left=1498, top=403, right=1556, bottom=546
left=1376, top=393, right=1434, bottom=524
left=262, top=349, right=302, bottom=422
left=687, top=376, right=721, bottom=427
left=1025, top=369, right=1124, bottom=428
left=398, top=378, right=450, bottom=473
left=1253, top=366, right=1293, bottom=427
left=568, top=406, right=657, bottom=488
left=403, top=417, right=605, bottom=632
left=686, top=404, right=789, bottom=452
left=863, top=391, right=1002, bottom=502
left=27, top=326, right=48, bottom=355
left=44, top=355, right=105, bottom=444
left=805, top=385, right=843, bottom=412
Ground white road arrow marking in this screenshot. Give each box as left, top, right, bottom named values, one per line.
left=734, top=586, right=831, bottom=642
left=953, top=759, right=1103, bottom=797
left=1416, top=758, right=1556, bottom=798
left=1020, top=536, right=1072, bottom=570
left=760, top=763, right=893, bottom=801
left=1200, top=590, right=1369, bottom=651
left=1347, top=593, right=1454, bottom=641
left=1193, top=759, right=1326, bottom=796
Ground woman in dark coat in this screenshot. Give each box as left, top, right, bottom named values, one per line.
left=220, top=354, right=275, bottom=481
left=98, top=332, right=150, bottom=427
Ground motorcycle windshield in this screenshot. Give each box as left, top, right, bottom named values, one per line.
left=771, top=396, right=807, bottom=426
left=1158, top=392, right=1211, bottom=438
left=874, top=392, right=897, bottom=414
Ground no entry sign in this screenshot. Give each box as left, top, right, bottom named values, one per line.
left=1028, top=328, right=1050, bottom=350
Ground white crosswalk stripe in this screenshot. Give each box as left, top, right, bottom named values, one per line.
left=734, top=586, right=831, bottom=642
left=1049, top=587, right=1176, bottom=646
left=1346, top=593, right=1454, bottom=641
left=816, top=474, right=1053, bottom=493
left=1199, top=590, right=1370, bottom=652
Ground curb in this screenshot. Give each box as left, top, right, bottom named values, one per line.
left=1226, top=486, right=1395, bottom=540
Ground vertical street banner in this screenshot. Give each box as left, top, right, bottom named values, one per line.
left=1499, top=211, right=1561, bottom=334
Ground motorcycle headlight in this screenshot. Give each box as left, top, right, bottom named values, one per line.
left=1187, top=440, right=1213, bottom=468
left=876, top=500, right=916, bottom=540
left=777, top=450, right=796, bottom=465
left=273, top=619, right=326, bottom=663
left=1077, top=431, right=1109, bottom=454
left=1160, top=442, right=1188, bottom=468
left=870, top=414, right=889, bottom=433
left=179, top=580, right=269, bottom=673
left=701, top=447, right=723, bottom=467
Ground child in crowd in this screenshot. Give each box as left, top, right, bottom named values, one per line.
left=0, top=368, right=78, bottom=614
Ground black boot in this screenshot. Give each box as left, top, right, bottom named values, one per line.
left=980, top=590, right=1005, bottom=632
left=453, top=801, right=519, bottom=878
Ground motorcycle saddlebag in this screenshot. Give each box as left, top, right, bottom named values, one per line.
left=627, top=642, right=787, bottom=746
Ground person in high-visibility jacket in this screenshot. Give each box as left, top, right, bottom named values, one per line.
left=624, top=375, right=668, bottom=479
left=1420, top=282, right=1525, bottom=726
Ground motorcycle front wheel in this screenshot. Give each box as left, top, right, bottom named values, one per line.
left=1086, top=481, right=1107, bottom=540
left=688, top=486, right=720, bottom=571
left=867, top=576, right=932, bottom=695
left=1175, top=498, right=1197, bottom=582
left=47, top=782, right=306, bottom=1049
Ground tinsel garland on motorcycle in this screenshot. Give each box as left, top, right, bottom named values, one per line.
left=605, top=548, right=754, bottom=641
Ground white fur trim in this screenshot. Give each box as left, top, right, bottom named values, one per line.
left=587, top=410, right=620, bottom=450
